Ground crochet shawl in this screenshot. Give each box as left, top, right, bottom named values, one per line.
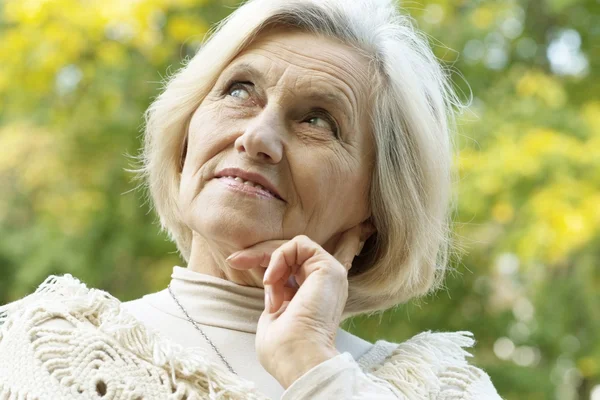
left=0, top=275, right=498, bottom=399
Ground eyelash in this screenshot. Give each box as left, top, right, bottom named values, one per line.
left=224, top=80, right=340, bottom=138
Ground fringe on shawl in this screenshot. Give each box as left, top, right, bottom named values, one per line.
left=0, top=274, right=269, bottom=400
left=0, top=381, right=38, bottom=400
left=366, top=331, right=484, bottom=400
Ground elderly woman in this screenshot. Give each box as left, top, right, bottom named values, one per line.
left=0, top=0, right=502, bottom=399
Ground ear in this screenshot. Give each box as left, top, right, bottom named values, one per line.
left=361, top=216, right=376, bottom=240
left=349, top=217, right=377, bottom=273
left=323, top=218, right=375, bottom=256
left=357, top=218, right=376, bottom=255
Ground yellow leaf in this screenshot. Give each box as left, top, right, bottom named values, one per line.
left=492, top=202, right=514, bottom=223
left=470, top=6, right=494, bottom=30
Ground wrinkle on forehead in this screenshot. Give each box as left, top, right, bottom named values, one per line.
left=232, top=30, right=372, bottom=130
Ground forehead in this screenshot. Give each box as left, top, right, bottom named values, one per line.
left=238, top=29, right=369, bottom=74
left=227, top=29, right=372, bottom=119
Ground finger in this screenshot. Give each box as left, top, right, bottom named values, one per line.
left=259, top=301, right=291, bottom=330
left=264, top=237, right=320, bottom=312
left=263, top=237, right=319, bottom=285
left=282, top=286, right=298, bottom=302
left=265, top=249, right=294, bottom=312
left=272, top=271, right=303, bottom=311
left=226, top=240, right=287, bottom=270
left=264, top=284, right=297, bottom=313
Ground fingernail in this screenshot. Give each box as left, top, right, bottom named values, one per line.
left=226, top=252, right=239, bottom=262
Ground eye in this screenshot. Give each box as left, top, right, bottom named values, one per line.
left=303, top=110, right=339, bottom=137
left=307, top=116, right=331, bottom=130
left=227, top=82, right=252, bottom=100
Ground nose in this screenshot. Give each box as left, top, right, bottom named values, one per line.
left=234, top=106, right=284, bottom=164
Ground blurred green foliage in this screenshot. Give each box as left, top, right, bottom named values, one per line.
left=0, top=0, right=598, bottom=399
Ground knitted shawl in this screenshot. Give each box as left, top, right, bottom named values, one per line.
left=0, top=275, right=494, bottom=399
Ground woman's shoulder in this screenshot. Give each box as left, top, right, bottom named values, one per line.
left=288, top=329, right=501, bottom=399
left=356, top=331, right=501, bottom=399
left=338, top=327, right=478, bottom=372
left=359, top=330, right=476, bottom=370
left=335, top=327, right=374, bottom=360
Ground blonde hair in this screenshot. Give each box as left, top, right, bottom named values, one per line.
left=140, top=0, right=462, bottom=317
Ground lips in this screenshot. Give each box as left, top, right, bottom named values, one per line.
left=214, top=168, right=284, bottom=201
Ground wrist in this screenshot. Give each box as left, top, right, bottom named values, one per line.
left=274, top=343, right=340, bottom=389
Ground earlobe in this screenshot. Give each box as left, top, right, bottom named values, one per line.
left=360, top=218, right=376, bottom=242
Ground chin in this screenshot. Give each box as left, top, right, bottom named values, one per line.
left=184, top=202, right=281, bottom=250
left=180, top=179, right=288, bottom=242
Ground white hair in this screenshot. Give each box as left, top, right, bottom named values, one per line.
left=139, top=0, right=462, bottom=317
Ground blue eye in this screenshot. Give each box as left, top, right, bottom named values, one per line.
left=303, top=111, right=339, bottom=137
left=230, top=87, right=250, bottom=99
left=307, top=116, right=333, bottom=131
left=227, top=82, right=252, bottom=100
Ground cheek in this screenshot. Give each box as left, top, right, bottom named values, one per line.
left=294, top=150, right=370, bottom=220
left=179, top=109, right=222, bottom=205
left=187, top=109, right=221, bottom=159
left=323, top=151, right=369, bottom=198
left=324, top=154, right=371, bottom=222
left=327, top=173, right=370, bottom=219
left=183, top=105, right=242, bottom=174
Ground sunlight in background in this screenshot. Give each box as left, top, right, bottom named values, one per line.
left=1, top=0, right=598, bottom=399
left=547, top=29, right=589, bottom=77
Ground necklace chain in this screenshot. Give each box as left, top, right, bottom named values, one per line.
left=167, top=283, right=237, bottom=375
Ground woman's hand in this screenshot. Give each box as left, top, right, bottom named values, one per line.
left=226, top=223, right=374, bottom=389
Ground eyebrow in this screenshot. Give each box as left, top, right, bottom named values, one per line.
left=302, top=92, right=353, bottom=129
left=223, top=61, right=354, bottom=125
left=222, top=62, right=264, bottom=86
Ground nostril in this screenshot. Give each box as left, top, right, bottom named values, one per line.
left=258, top=152, right=271, bottom=161
left=235, top=134, right=282, bottom=163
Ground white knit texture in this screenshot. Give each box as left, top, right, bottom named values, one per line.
left=364, top=332, right=496, bottom=399
left=0, top=275, right=267, bottom=400
left=0, top=275, right=502, bottom=399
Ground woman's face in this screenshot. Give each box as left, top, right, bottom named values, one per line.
left=179, top=29, right=374, bottom=252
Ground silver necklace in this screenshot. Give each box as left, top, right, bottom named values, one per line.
left=167, top=283, right=237, bottom=375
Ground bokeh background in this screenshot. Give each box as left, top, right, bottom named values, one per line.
left=0, top=0, right=598, bottom=398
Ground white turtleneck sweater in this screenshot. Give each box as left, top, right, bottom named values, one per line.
left=120, top=267, right=502, bottom=400
left=121, top=266, right=375, bottom=399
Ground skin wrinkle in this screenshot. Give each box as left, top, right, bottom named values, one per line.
left=180, top=30, right=374, bottom=288
left=226, top=49, right=359, bottom=135
left=213, top=41, right=369, bottom=146
left=186, top=106, right=223, bottom=205
left=277, top=57, right=355, bottom=136
left=254, top=40, right=362, bottom=115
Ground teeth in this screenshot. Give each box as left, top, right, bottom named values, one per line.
left=224, top=176, right=275, bottom=196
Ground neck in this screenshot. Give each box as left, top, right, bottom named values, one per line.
left=187, top=233, right=265, bottom=288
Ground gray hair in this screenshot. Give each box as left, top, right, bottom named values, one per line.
left=140, top=0, right=462, bottom=317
